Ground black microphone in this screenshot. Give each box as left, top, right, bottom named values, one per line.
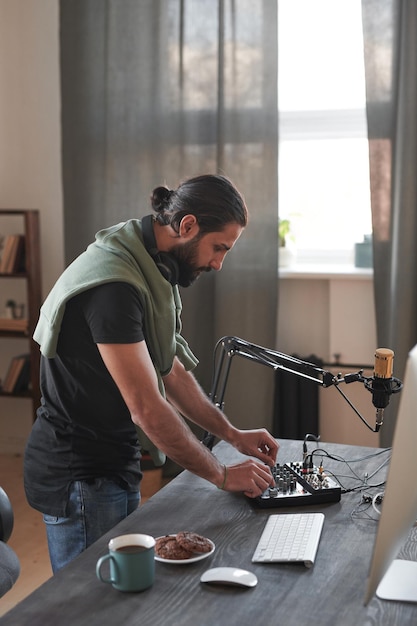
left=372, top=348, right=395, bottom=432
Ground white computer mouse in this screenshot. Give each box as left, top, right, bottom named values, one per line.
left=200, top=567, right=258, bottom=588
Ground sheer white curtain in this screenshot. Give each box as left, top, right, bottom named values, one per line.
left=362, top=0, right=417, bottom=445
left=60, top=0, right=278, bottom=433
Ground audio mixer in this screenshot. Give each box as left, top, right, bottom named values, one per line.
left=252, top=461, right=341, bottom=509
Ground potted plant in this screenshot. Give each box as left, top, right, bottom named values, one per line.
left=279, top=219, right=291, bottom=248
left=5, top=299, right=16, bottom=319
left=278, top=219, right=295, bottom=267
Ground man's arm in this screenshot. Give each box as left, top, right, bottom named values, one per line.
left=97, top=342, right=275, bottom=497
left=164, top=357, right=278, bottom=467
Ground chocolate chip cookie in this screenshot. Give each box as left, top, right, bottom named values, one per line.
left=155, top=535, right=193, bottom=560
left=176, top=531, right=213, bottom=554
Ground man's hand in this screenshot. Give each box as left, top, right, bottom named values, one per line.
left=222, top=459, right=275, bottom=498
left=231, top=429, right=279, bottom=468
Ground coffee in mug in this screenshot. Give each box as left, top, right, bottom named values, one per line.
left=96, top=533, right=155, bottom=592
left=116, top=545, right=148, bottom=554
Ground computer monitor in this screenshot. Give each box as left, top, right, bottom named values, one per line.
left=364, top=344, right=417, bottom=604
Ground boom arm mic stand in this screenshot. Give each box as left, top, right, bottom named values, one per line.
left=202, top=336, right=402, bottom=450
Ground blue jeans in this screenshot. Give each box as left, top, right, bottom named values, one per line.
left=43, top=479, right=140, bottom=573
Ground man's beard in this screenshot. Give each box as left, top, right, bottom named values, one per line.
left=169, top=237, right=212, bottom=288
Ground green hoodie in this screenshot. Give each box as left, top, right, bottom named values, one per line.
left=33, top=219, right=199, bottom=465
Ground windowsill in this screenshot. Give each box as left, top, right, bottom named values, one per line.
left=279, top=263, right=373, bottom=280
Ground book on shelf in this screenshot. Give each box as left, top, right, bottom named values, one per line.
left=0, top=234, right=25, bottom=273
left=0, top=318, right=28, bottom=332
left=2, top=353, right=30, bottom=393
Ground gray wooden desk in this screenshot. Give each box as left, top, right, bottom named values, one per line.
left=2, top=439, right=417, bottom=626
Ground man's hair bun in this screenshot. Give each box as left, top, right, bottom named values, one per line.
left=150, top=186, right=173, bottom=212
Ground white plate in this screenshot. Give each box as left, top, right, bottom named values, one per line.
left=154, top=535, right=215, bottom=565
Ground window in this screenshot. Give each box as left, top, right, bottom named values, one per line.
left=278, top=0, right=372, bottom=266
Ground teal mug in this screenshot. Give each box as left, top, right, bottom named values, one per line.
left=96, top=533, right=155, bottom=592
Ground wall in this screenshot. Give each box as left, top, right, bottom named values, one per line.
left=0, top=0, right=64, bottom=453
left=277, top=268, right=380, bottom=448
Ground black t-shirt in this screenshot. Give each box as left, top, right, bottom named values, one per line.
left=24, top=282, right=145, bottom=517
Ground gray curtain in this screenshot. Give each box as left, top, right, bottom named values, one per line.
left=60, top=0, right=278, bottom=433
left=362, top=0, right=417, bottom=446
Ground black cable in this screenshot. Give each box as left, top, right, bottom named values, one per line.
left=307, top=446, right=390, bottom=494
left=333, top=384, right=376, bottom=431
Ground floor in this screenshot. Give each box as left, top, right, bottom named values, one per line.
left=0, top=454, right=165, bottom=617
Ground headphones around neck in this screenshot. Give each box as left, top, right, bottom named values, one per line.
left=141, top=214, right=179, bottom=286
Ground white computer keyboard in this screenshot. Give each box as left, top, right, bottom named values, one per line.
left=252, top=512, right=324, bottom=568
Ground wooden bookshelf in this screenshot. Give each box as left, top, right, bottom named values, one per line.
left=0, top=210, right=41, bottom=419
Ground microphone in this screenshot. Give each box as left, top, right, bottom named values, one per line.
left=372, top=348, right=395, bottom=432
